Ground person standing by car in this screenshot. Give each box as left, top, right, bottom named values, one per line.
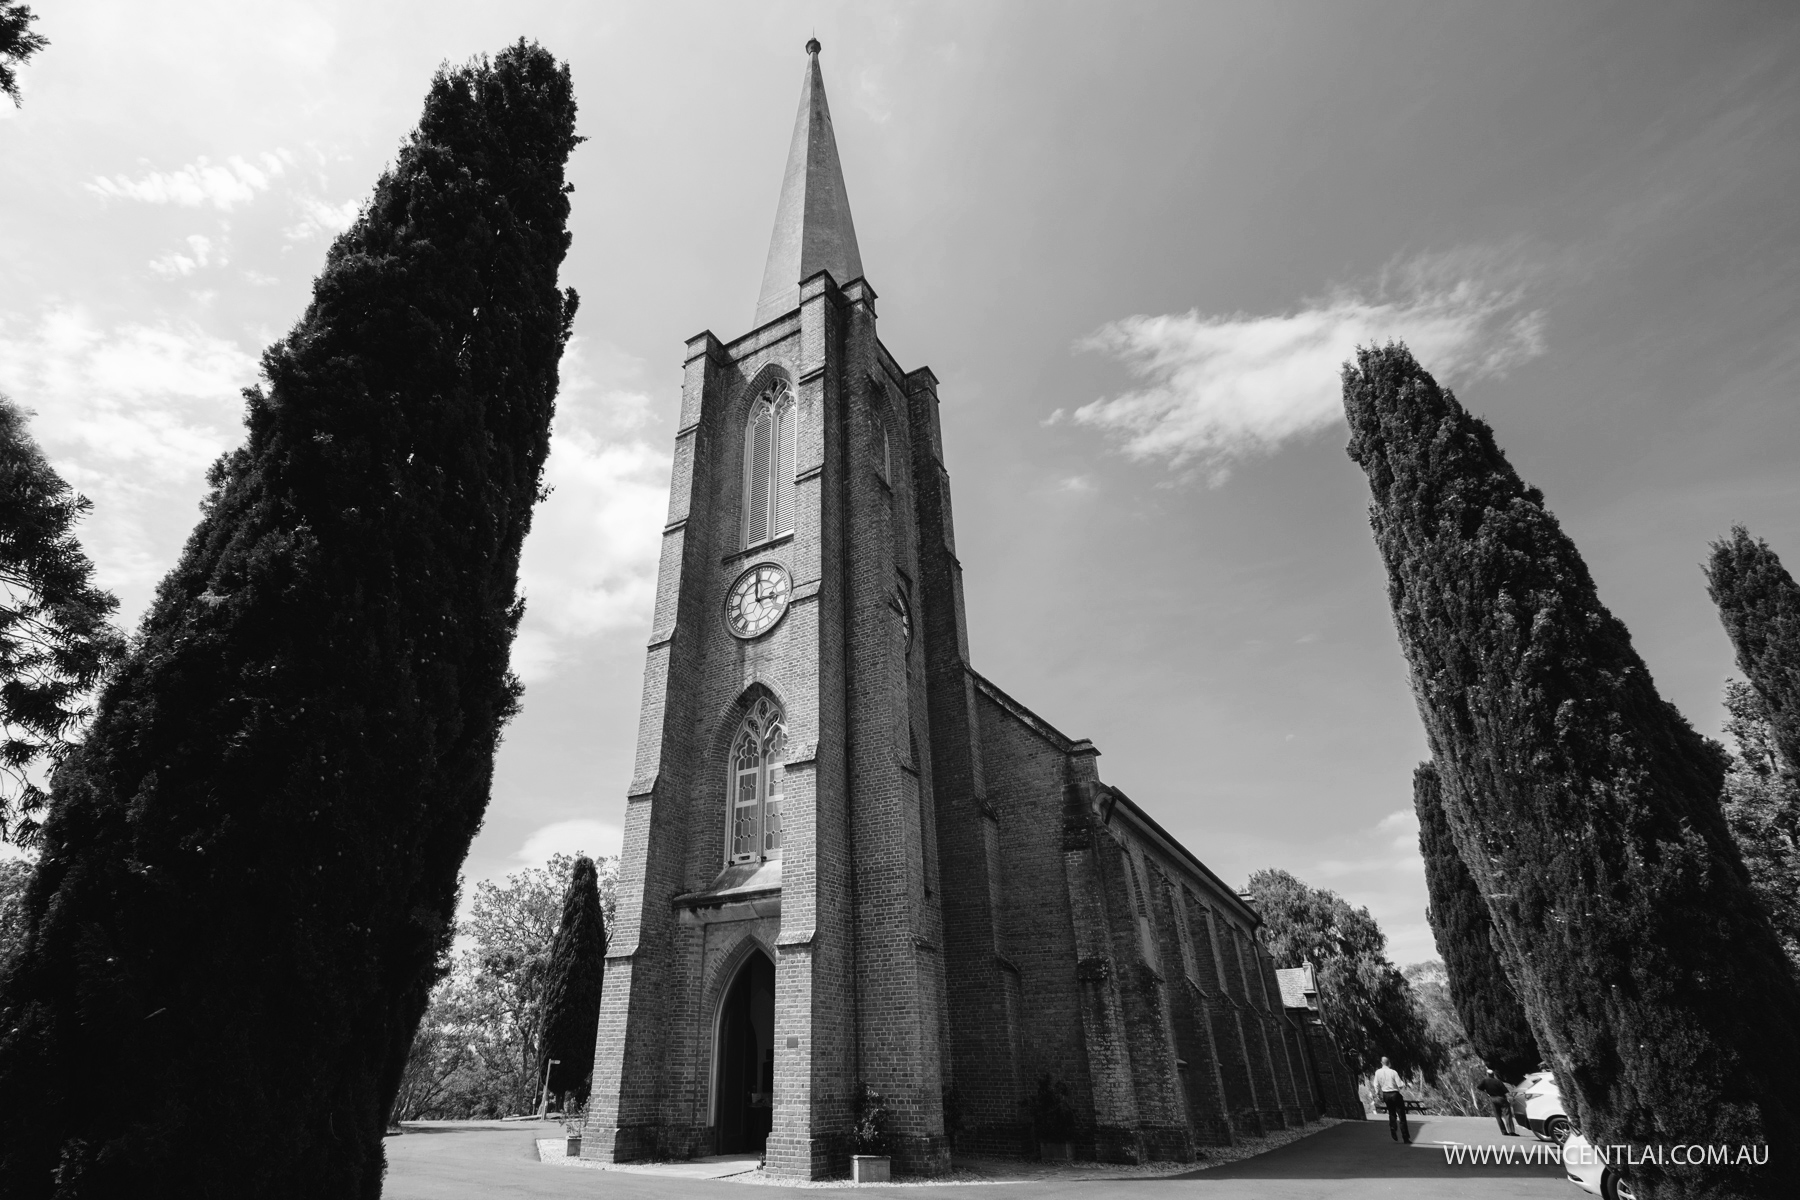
left=1477, top=1069, right=1515, bottom=1134
left=1372, top=1056, right=1411, bottom=1143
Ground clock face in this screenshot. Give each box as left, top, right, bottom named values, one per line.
left=726, top=563, right=791, bottom=638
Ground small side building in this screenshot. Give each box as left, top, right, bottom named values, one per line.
left=1274, top=963, right=1365, bottom=1120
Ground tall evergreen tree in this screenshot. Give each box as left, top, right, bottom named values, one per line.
left=1413, top=760, right=1540, bottom=1081
left=1717, top=680, right=1800, bottom=969
left=1705, top=527, right=1800, bottom=798
left=0, top=41, right=580, bottom=1200
left=536, top=854, right=607, bottom=1107
left=1343, top=343, right=1800, bottom=1198
left=0, top=395, right=127, bottom=844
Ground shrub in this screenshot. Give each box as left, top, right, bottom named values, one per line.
left=852, top=1083, right=893, bottom=1155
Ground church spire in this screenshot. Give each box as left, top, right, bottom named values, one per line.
left=753, top=38, right=864, bottom=327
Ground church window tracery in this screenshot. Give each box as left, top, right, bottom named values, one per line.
left=728, top=696, right=787, bottom=863
left=742, top=381, right=797, bottom=547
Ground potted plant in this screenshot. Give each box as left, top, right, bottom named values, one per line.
left=851, top=1083, right=893, bottom=1182
left=1031, top=1075, right=1077, bottom=1163
left=563, top=1100, right=585, bottom=1159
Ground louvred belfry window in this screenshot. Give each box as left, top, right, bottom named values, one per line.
left=742, top=381, right=797, bottom=547
left=728, top=696, right=787, bottom=863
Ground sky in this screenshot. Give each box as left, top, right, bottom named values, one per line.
left=3, top=1, right=1798, bottom=966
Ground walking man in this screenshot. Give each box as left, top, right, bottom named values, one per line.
left=1477, top=1069, right=1515, bottom=1135
left=1372, top=1056, right=1411, bottom=1143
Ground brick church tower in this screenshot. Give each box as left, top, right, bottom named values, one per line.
left=583, top=37, right=954, bottom=1179
left=583, top=39, right=1361, bottom=1182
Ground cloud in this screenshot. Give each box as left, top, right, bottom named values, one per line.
left=88, top=152, right=289, bottom=210
left=1378, top=806, right=1422, bottom=850
left=284, top=195, right=360, bottom=242
left=512, top=818, right=624, bottom=866
left=0, top=307, right=256, bottom=609
left=149, top=234, right=224, bottom=278
left=1073, top=250, right=1547, bottom=480
left=511, top=339, right=672, bottom=682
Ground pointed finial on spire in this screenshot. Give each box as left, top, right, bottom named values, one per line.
left=753, top=38, right=864, bottom=326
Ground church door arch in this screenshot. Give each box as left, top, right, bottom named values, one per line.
left=713, top=947, right=776, bottom=1154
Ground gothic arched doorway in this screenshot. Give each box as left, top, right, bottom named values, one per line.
left=715, top=949, right=775, bottom=1154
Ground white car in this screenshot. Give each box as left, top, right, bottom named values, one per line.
left=1512, top=1070, right=1572, bottom=1142
left=1563, top=1129, right=1636, bottom=1200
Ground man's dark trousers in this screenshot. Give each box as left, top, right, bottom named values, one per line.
left=1490, top=1098, right=1515, bottom=1134
left=1383, top=1091, right=1410, bottom=1143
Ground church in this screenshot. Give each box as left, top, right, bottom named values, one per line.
left=583, top=40, right=1360, bottom=1179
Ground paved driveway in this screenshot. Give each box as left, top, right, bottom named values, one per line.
left=384, top=1116, right=1571, bottom=1200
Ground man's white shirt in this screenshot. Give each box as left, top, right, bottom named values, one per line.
left=1372, top=1066, right=1406, bottom=1094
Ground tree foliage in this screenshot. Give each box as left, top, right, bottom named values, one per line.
left=0, top=856, right=30, bottom=968
left=1245, top=867, right=1442, bottom=1080
left=537, top=854, right=607, bottom=1105
left=1717, top=680, right=1800, bottom=969
left=0, top=42, right=580, bottom=1199
left=1342, top=342, right=1800, bottom=1199
left=1413, top=760, right=1540, bottom=1081
left=390, top=853, right=616, bottom=1121
left=0, top=2, right=47, bottom=106
left=1402, top=961, right=1492, bottom=1116
left=0, top=396, right=127, bottom=845
left=1706, top=527, right=1800, bottom=799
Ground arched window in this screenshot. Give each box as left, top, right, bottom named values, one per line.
left=728, top=696, right=786, bottom=863
left=874, top=412, right=891, bottom=485
left=742, top=381, right=796, bottom=547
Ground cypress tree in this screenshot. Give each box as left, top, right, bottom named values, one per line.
left=1343, top=343, right=1800, bottom=1199
left=1353, top=341, right=1800, bottom=1194
left=0, top=41, right=579, bottom=1199
left=536, top=854, right=606, bottom=1106
left=1717, top=681, right=1800, bottom=968
left=1705, top=527, right=1800, bottom=798
left=1413, top=760, right=1540, bottom=1082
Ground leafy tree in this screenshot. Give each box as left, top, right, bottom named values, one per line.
left=0, top=42, right=580, bottom=1199
left=537, top=854, right=607, bottom=1107
left=390, top=853, right=616, bottom=1121
left=0, top=395, right=127, bottom=845
left=1717, top=680, right=1800, bottom=969
left=1245, top=867, right=1442, bottom=1080
left=0, top=2, right=47, bottom=106
left=1413, top=760, right=1540, bottom=1080
left=388, top=977, right=482, bottom=1123
left=1706, top=527, right=1800, bottom=797
left=461, top=852, right=577, bottom=1110
left=1342, top=342, right=1800, bottom=1198
left=1402, top=961, right=1492, bottom=1116
left=0, top=856, right=31, bottom=968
